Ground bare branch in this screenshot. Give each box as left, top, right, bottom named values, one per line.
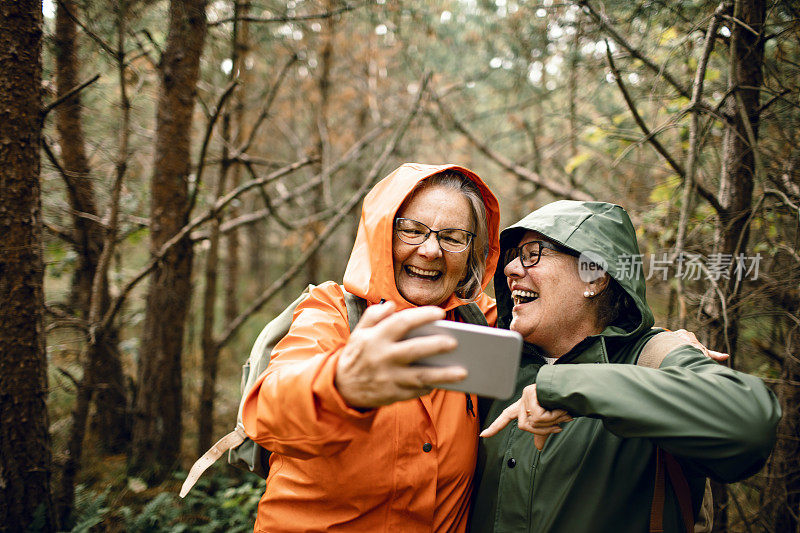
left=193, top=120, right=394, bottom=241
left=188, top=80, right=239, bottom=214
left=605, top=44, right=685, bottom=177
left=765, top=188, right=800, bottom=217
left=86, top=1, right=131, bottom=342
left=98, top=158, right=315, bottom=332
left=215, top=73, right=429, bottom=347
left=432, top=88, right=593, bottom=202
left=671, top=2, right=730, bottom=328
left=237, top=54, right=299, bottom=156
left=55, top=0, right=117, bottom=57
left=41, top=74, right=101, bottom=118
left=579, top=0, right=691, bottom=98
left=208, top=2, right=367, bottom=27
left=43, top=221, right=77, bottom=245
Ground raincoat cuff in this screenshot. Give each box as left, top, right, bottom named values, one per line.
left=534, top=364, right=560, bottom=410
left=315, top=349, right=377, bottom=423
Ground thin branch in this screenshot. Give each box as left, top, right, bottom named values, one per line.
left=215, top=73, right=429, bottom=348
left=188, top=80, right=239, bottom=214
left=675, top=0, right=730, bottom=256
left=128, top=29, right=158, bottom=69
left=86, top=0, right=130, bottom=342
left=208, top=2, right=366, bottom=27
left=605, top=44, right=686, bottom=178
left=138, top=29, right=162, bottom=58
left=765, top=188, right=800, bottom=216
left=579, top=0, right=691, bottom=98
left=41, top=74, right=101, bottom=118
left=56, top=0, right=117, bottom=57
left=432, top=88, right=593, bottom=202
left=98, top=158, right=315, bottom=332
left=57, top=367, right=81, bottom=389
left=43, top=221, right=77, bottom=245
left=193, top=119, right=393, bottom=241
left=721, top=13, right=761, bottom=37
left=237, top=53, right=299, bottom=156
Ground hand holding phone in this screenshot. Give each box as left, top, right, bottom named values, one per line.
left=406, top=320, right=522, bottom=399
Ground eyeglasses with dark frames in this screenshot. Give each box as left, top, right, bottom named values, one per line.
left=394, top=218, right=475, bottom=253
left=503, top=240, right=573, bottom=268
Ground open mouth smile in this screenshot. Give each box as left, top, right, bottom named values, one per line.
left=405, top=265, right=442, bottom=281
left=511, top=289, right=539, bottom=306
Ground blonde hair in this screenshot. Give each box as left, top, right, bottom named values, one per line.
left=411, top=170, right=489, bottom=301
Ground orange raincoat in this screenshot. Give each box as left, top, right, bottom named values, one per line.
left=242, top=163, right=500, bottom=532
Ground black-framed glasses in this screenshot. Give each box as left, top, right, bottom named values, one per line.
left=503, top=240, right=572, bottom=268
left=394, top=218, right=474, bottom=253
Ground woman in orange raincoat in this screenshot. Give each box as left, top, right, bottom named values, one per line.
left=241, top=163, right=501, bottom=532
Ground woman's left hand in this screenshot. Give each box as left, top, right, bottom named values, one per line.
left=671, top=329, right=729, bottom=362
left=480, top=384, right=572, bottom=450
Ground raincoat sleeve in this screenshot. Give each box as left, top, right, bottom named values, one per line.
left=535, top=345, right=781, bottom=482
left=241, top=282, right=376, bottom=459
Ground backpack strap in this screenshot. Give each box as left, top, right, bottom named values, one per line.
left=454, top=301, right=489, bottom=327
left=640, top=331, right=696, bottom=533
left=650, top=447, right=667, bottom=532
left=181, top=427, right=247, bottom=497
left=180, top=285, right=366, bottom=498
left=342, top=288, right=368, bottom=333
left=454, top=302, right=488, bottom=417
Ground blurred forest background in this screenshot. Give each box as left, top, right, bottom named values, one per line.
left=1, top=0, right=799, bottom=531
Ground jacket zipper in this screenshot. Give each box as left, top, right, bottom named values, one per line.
left=527, top=447, right=541, bottom=533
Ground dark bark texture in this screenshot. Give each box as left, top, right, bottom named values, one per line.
left=129, top=0, right=207, bottom=482
left=707, top=0, right=767, bottom=530
left=0, top=1, right=57, bottom=530
left=54, top=0, right=129, bottom=457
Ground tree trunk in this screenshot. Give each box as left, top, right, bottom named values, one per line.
left=54, top=0, right=101, bottom=317
left=0, top=2, right=57, bottom=530
left=306, top=0, right=335, bottom=283
left=706, top=0, right=766, bottom=529
left=129, top=0, right=207, bottom=483
left=55, top=0, right=129, bottom=456
left=225, top=5, right=250, bottom=326
left=763, top=339, right=800, bottom=532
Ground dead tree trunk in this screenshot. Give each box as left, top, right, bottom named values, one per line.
left=0, top=2, right=57, bottom=530
left=706, top=0, right=767, bottom=529
left=306, top=0, right=336, bottom=283
left=763, top=328, right=800, bottom=531
left=225, top=6, right=250, bottom=326
left=54, top=0, right=129, bottom=455
left=54, top=0, right=102, bottom=317
left=197, top=2, right=240, bottom=454
left=129, top=0, right=207, bottom=483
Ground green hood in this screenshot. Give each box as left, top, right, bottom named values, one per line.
left=495, top=200, right=654, bottom=340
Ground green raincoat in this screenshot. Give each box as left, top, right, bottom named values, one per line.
left=470, top=201, right=780, bottom=533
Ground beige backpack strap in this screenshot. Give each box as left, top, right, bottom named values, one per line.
left=638, top=330, right=689, bottom=369
left=180, top=426, right=248, bottom=498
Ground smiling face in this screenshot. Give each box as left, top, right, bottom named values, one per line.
left=393, top=185, right=473, bottom=307
left=504, top=230, right=603, bottom=357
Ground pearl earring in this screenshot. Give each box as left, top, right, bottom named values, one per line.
left=584, top=290, right=596, bottom=298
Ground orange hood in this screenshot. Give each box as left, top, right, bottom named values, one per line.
left=343, top=163, right=500, bottom=312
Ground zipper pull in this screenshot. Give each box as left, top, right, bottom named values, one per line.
left=466, top=393, right=475, bottom=417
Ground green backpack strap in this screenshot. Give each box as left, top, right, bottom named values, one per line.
left=454, top=301, right=488, bottom=327
left=343, top=287, right=368, bottom=332
left=454, top=301, right=489, bottom=417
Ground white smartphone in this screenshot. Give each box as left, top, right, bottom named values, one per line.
left=405, top=320, right=522, bottom=399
